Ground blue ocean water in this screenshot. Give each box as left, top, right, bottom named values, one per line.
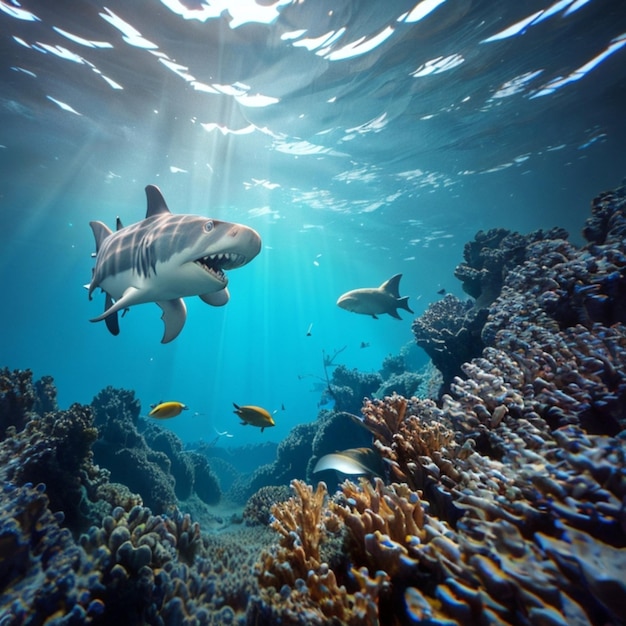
left=1, top=0, right=625, bottom=449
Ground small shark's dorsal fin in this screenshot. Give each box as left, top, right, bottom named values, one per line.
left=116, top=216, right=124, bottom=230
left=89, top=221, right=113, bottom=254
left=145, top=185, right=171, bottom=219
left=380, top=273, right=402, bottom=298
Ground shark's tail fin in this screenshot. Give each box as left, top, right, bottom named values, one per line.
left=397, top=296, right=414, bottom=314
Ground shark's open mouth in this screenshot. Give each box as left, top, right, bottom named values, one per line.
left=195, top=252, right=247, bottom=281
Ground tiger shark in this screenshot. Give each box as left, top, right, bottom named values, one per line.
left=336, top=273, right=413, bottom=319
left=87, top=184, right=261, bottom=343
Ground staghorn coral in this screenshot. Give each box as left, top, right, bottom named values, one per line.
left=356, top=394, right=464, bottom=523
left=255, top=480, right=385, bottom=625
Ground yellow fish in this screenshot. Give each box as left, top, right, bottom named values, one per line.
left=233, top=403, right=275, bottom=432
left=149, top=401, right=188, bottom=419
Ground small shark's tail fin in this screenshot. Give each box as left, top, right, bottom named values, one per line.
left=397, top=296, right=414, bottom=314
left=89, top=221, right=113, bottom=254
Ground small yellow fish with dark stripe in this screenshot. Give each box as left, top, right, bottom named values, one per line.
left=149, top=401, right=188, bottom=419
left=233, top=403, right=275, bottom=432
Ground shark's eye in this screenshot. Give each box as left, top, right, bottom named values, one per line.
left=204, top=220, right=214, bottom=232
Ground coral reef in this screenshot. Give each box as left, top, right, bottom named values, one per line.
left=0, top=368, right=58, bottom=433
left=228, top=421, right=319, bottom=504
left=187, top=451, right=221, bottom=506
left=454, top=226, right=567, bottom=307
left=0, top=370, right=110, bottom=534
left=243, top=484, right=292, bottom=526
left=252, top=179, right=626, bottom=624
left=329, top=364, right=383, bottom=414
left=412, top=295, right=487, bottom=390
left=414, top=225, right=568, bottom=391
left=92, top=387, right=221, bottom=512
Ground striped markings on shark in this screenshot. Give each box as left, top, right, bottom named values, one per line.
left=336, top=273, right=414, bottom=319
left=87, top=185, right=262, bottom=343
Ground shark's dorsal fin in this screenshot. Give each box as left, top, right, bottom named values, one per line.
left=380, top=273, right=402, bottom=298
left=116, top=216, right=124, bottom=230
left=89, top=221, right=113, bottom=254
left=145, top=185, right=171, bottom=219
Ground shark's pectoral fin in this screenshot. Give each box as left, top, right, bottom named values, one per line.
left=372, top=314, right=379, bottom=319
left=200, top=288, right=230, bottom=307
left=157, top=299, right=187, bottom=343
left=90, top=287, right=141, bottom=323
left=104, top=294, right=120, bottom=336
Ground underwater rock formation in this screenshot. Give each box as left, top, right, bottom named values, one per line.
left=329, top=364, right=383, bottom=414
left=251, top=179, right=626, bottom=624
left=454, top=226, right=567, bottom=307
left=0, top=368, right=58, bottom=433
left=243, top=484, right=292, bottom=526
left=92, top=387, right=178, bottom=513
left=92, top=386, right=221, bottom=512
left=0, top=369, right=109, bottom=534
left=414, top=224, right=569, bottom=391
left=229, top=421, right=319, bottom=504
left=412, top=295, right=488, bottom=390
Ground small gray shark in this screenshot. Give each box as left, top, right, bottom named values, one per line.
left=336, top=273, right=413, bottom=319
left=87, top=185, right=261, bottom=343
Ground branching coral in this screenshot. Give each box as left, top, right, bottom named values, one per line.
left=253, top=180, right=626, bottom=625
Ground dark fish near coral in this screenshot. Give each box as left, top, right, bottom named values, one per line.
left=233, top=403, right=275, bottom=432
left=149, top=401, right=188, bottom=419
left=336, top=274, right=414, bottom=319
left=313, top=447, right=385, bottom=477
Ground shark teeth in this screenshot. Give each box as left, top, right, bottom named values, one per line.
left=195, top=252, right=247, bottom=281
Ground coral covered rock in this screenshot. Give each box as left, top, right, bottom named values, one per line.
left=412, top=294, right=487, bottom=389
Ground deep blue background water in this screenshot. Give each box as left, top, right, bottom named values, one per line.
left=1, top=0, right=625, bottom=446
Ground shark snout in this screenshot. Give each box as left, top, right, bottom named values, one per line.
left=229, top=224, right=262, bottom=261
